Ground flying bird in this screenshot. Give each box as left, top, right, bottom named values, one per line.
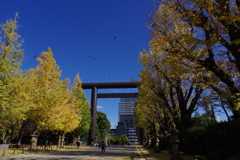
left=113, top=36, right=117, bottom=39
left=64, top=3, right=66, bottom=6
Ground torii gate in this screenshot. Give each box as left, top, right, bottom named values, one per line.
left=82, top=82, right=138, bottom=144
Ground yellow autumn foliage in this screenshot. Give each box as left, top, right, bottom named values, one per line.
left=28, top=48, right=80, bottom=133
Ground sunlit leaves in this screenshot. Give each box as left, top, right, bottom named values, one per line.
left=71, top=74, right=91, bottom=135
left=29, top=48, right=80, bottom=133
left=0, top=15, right=25, bottom=137
left=149, top=0, right=240, bottom=115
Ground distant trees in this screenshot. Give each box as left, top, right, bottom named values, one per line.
left=95, top=111, right=111, bottom=142
left=108, top=134, right=129, bottom=145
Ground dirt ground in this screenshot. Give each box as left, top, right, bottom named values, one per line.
left=146, top=148, right=205, bottom=160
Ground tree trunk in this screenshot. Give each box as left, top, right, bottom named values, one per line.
left=72, top=137, right=77, bottom=146
left=57, top=132, right=64, bottom=148
left=57, top=135, right=62, bottom=148
left=17, top=121, right=26, bottom=147
left=1, top=132, right=6, bottom=144
left=220, top=99, right=230, bottom=121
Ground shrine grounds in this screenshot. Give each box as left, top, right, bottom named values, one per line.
left=0, top=145, right=197, bottom=160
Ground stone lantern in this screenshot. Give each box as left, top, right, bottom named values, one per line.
left=154, top=134, right=160, bottom=153
left=61, top=136, right=65, bottom=148
left=30, top=134, right=38, bottom=150
left=169, top=124, right=183, bottom=160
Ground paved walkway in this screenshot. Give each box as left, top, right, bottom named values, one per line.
left=1, top=145, right=155, bottom=160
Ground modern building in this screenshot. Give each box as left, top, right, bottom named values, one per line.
left=115, top=98, right=138, bottom=144
left=118, top=98, right=136, bottom=121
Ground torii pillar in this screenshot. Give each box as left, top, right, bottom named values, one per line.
left=82, top=82, right=138, bottom=145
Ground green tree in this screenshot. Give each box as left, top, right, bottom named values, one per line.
left=71, top=74, right=91, bottom=144
left=190, top=111, right=215, bottom=127
left=107, top=134, right=129, bottom=145
left=95, top=111, right=111, bottom=142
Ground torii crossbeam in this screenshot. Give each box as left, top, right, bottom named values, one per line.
left=82, top=82, right=139, bottom=144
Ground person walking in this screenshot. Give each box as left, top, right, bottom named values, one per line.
left=101, top=141, right=106, bottom=155
left=76, top=140, right=80, bottom=149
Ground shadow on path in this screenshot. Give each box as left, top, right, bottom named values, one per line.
left=1, top=145, right=148, bottom=160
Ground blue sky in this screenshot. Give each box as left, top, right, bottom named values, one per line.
left=1, top=0, right=153, bottom=128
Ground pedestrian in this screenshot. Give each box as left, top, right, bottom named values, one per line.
left=101, top=141, right=106, bottom=155
left=45, top=139, right=48, bottom=149
left=76, top=140, right=80, bottom=149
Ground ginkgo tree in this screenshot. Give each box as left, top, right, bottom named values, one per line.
left=149, top=0, right=240, bottom=118
left=28, top=48, right=80, bottom=148
left=135, top=69, right=165, bottom=135
left=70, top=73, right=91, bottom=144
left=0, top=14, right=28, bottom=143
left=137, top=49, right=204, bottom=131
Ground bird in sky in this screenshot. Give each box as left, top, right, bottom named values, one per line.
left=113, top=36, right=117, bottom=39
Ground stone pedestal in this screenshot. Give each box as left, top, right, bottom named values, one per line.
left=169, top=124, right=183, bottom=160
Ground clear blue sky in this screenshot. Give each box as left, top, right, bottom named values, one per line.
left=1, top=0, right=153, bottom=128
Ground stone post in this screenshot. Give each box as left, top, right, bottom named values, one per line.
left=30, top=134, right=38, bottom=150
left=147, top=135, right=151, bottom=149
left=143, top=137, right=147, bottom=146
left=61, top=136, right=65, bottom=148
left=154, top=135, right=161, bottom=153
left=169, top=124, right=183, bottom=160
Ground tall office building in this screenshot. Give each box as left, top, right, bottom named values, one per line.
left=117, top=98, right=138, bottom=144
left=118, top=98, right=136, bottom=121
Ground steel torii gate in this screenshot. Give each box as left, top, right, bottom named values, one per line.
left=82, top=82, right=138, bottom=144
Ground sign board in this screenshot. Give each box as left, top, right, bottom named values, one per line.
left=0, top=144, right=9, bottom=150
